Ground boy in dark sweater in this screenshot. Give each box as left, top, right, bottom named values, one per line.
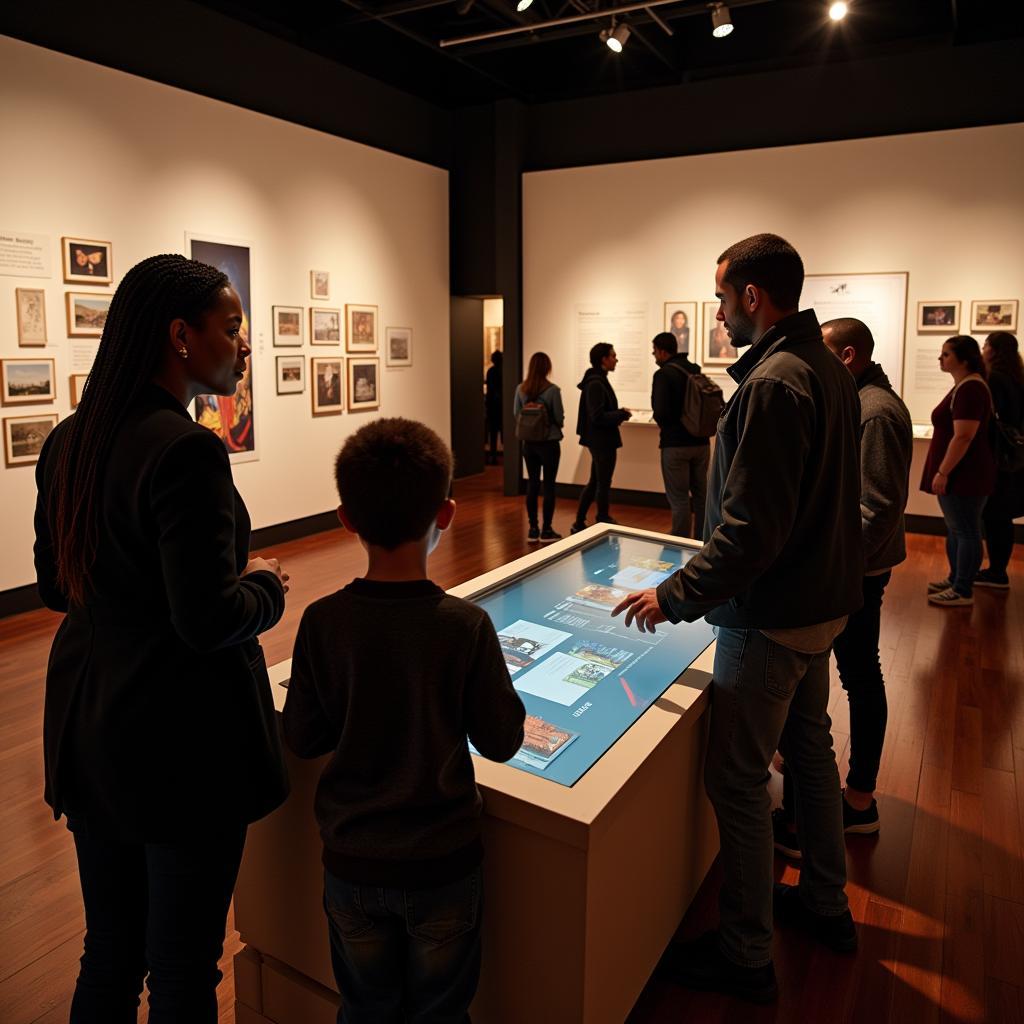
left=282, top=418, right=526, bottom=1024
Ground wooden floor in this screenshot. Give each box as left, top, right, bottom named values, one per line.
left=1, top=464, right=1022, bottom=1023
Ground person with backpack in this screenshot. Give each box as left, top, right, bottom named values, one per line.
left=651, top=331, right=716, bottom=538
left=514, top=352, right=565, bottom=542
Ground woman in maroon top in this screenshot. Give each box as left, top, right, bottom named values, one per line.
left=921, top=335, right=997, bottom=605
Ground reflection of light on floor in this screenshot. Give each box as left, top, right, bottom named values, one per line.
left=880, top=963, right=984, bottom=1021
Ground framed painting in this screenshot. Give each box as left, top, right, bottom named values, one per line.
left=348, top=357, right=380, bottom=412
left=346, top=304, right=378, bottom=353
left=69, top=373, right=88, bottom=408
left=310, top=307, right=341, bottom=345
left=311, top=357, right=344, bottom=415
left=917, top=301, right=960, bottom=334
left=970, top=300, right=1017, bottom=333
left=65, top=291, right=112, bottom=337
left=662, top=301, right=697, bottom=359
left=4, top=412, right=58, bottom=467
left=2, top=357, right=56, bottom=405
left=273, top=305, right=303, bottom=347
left=62, top=237, right=112, bottom=285
left=701, top=301, right=739, bottom=366
left=16, top=288, right=47, bottom=346
left=310, top=270, right=330, bottom=301
left=276, top=355, right=305, bottom=395
left=385, top=327, right=412, bottom=367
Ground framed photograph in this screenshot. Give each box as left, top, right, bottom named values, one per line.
left=917, top=301, right=960, bottom=333
left=311, top=357, right=344, bottom=415
left=702, top=301, right=739, bottom=366
left=69, top=374, right=88, bottom=408
left=16, top=288, right=47, bottom=346
left=348, top=357, right=380, bottom=412
left=310, top=307, right=341, bottom=345
left=61, top=237, right=112, bottom=285
left=310, top=270, right=330, bottom=301
left=276, top=356, right=305, bottom=395
left=4, top=412, right=58, bottom=467
left=2, top=358, right=56, bottom=406
left=970, top=299, right=1018, bottom=333
left=346, top=304, right=378, bottom=353
left=385, top=327, right=413, bottom=367
left=66, top=291, right=112, bottom=337
left=663, top=301, right=697, bottom=359
left=272, top=305, right=303, bottom=347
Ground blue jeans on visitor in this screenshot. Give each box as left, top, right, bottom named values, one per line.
left=937, top=493, right=987, bottom=596
left=706, top=627, right=849, bottom=968
left=323, top=867, right=483, bottom=1024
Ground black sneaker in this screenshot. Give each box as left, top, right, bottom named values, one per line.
left=596, top=515, right=620, bottom=525
left=569, top=521, right=588, bottom=535
left=539, top=528, right=562, bottom=543
left=527, top=526, right=540, bottom=542
left=842, top=792, right=880, bottom=835
left=772, top=809, right=801, bottom=860
left=974, top=569, right=1010, bottom=590
left=773, top=883, right=857, bottom=953
left=657, top=930, right=778, bottom=1004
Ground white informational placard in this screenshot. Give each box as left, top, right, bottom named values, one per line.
left=70, top=342, right=97, bottom=375
left=574, top=302, right=652, bottom=414
left=0, top=230, right=51, bottom=278
left=903, top=337, right=951, bottom=427
left=803, top=272, right=908, bottom=395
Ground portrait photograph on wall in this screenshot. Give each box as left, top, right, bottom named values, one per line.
left=385, top=326, right=412, bottom=367
left=275, top=355, right=305, bottom=395
left=1, top=358, right=56, bottom=406
left=702, top=301, right=738, bottom=366
left=346, top=303, right=378, bottom=353
left=663, top=302, right=696, bottom=358
left=310, top=270, right=330, bottom=300
left=3, top=412, right=58, bottom=467
left=15, top=288, right=47, bottom=346
left=311, top=357, right=343, bottom=415
left=65, top=291, right=111, bottom=337
left=273, top=305, right=303, bottom=347
left=187, top=233, right=257, bottom=463
left=311, top=307, right=341, bottom=344
left=69, top=373, right=88, bottom=408
left=917, top=301, right=961, bottom=333
left=970, top=299, right=1018, bottom=333
left=348, top=357, right=380, bottom=411
left=61, top=237, right=112, bottom=285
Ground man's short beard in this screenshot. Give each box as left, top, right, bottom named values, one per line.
left=728, top=310, right=757, bottom=348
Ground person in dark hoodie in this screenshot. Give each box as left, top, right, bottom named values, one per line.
left=571, top=342, right=632, bottom=533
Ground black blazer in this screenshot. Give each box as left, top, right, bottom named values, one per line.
left=34, top=385, right=288, bottom=841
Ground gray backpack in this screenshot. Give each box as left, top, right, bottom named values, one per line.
left=667, top=364, right=724, bottom=437
left=515, top=392, right=551, bottom=442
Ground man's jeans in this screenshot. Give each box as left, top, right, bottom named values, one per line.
left=938, top=493, right=987, bottom=596
left=707, top=628, right=848, bottom=967
left=324, top=867, right=482, bottom=1024
left=660, top=445, right=710, bottom=538
left=575, top=446, right=617, bottom=524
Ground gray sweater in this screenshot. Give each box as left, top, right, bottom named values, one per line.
left=856, top=363, right=913, bottom=574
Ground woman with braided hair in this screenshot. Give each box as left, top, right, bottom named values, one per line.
left=33, top=254, right=290, bottom=1022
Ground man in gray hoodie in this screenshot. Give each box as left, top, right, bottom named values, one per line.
left=774, top=317, right=913, bottom=856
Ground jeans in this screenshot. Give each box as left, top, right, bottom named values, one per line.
left=706, top=628, right=848, bottom=967
left=575, top=446, right=617, bottom=524
left=324, top=867, right=483, bottom=1024
left=660, top=445, right=710, bottom=538
left=982, top=472, right=1018, bottom=576
left=523, top=440, right=561, bottom=529
left=938, top=493, right=987, bottom=596
left=68, top=818, right=247, bottom=1024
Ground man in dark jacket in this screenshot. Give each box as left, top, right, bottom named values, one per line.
left=651, top=331, right=710, bottom=538
left=614, top=234, right=862, bottom=1003
left=571, top=342, right=631, bottom=532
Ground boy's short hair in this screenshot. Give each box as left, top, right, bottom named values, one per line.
left=652, top=332, right=678, bottom=355
left=589, top=342, right=613, bottom=368
left=335, top=418, right=453, bottom=549
left=717, top=233, right=804, bottom=311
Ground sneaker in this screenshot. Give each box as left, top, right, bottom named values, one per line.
left=569, top=521, right=588, bottom=535
left=928, top=587, right=973, bottom=606
left=772, top=809, right=801, bottom=860
left=596, top=515, right=620, bottom=526
left=842, top=792, right=880, bottom=835
left=773, top=883, right=858, bottom=954
left=927, top=577, right=952, bottom=594
left=657, top=930, right=778, bottom=1004
left=527, top=526, right=540, bottom=542
left=539, top=528, right=562, bottom=543
left=974, top=569, right=1010, bottom=590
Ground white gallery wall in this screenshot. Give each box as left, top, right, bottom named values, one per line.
left=523, top=123, right=1024, bottom=517
left=0, top=36, right=449, bottom=593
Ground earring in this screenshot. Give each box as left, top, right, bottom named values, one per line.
left=178, top=348, right=188, bottom=359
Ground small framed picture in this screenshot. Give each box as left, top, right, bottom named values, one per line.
left=2, top=358, right=57, bottom=406
left=348, top=357, right=380, bottom=412
left=346, top=304, right=378, bottom=353
left=16, top=288, right=47, bottom=346
left=276, top=355, right=305, bottom=395
left=385, top=327, right=413, bottom=367
left=66, top=291, right=113, bottom=337
left=69, top=374, right=88, bottom=408
left=702, top=301, right=739, bottom=366
left=4, top=412, right=59, bottom=467
left=272, top=305, right=303, bottom=347
left=663, top=301, right=697, bottom=359
left=970, top=300, right=1018, bottom=333
left=61, top=237, right=112, bottom=285
left=310, top=307, right=341, bottom=345
left=311, top=357, right=344, bottom=415
left=917, top=301, right=960, bottom=333
left=310, top=270, right=330, bottom=301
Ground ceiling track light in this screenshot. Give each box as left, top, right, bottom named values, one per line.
left=709, top=2, right=733, bottom=37
left=828, top=1, right=848, bottom=20
left=516, top=0, right=533, bottom=11
left=601, top=20, right=631, bottom=52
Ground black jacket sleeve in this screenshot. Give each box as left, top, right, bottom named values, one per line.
left=586, top=378, right=627, bottom=428
left=282, top=610, right=339, bottom=759
left=151, top=430, right=284, bottom=652
left=33, top=428, right=68, bottom=613
left=465, top=616, right=526, bottom=761
left=651, top=367, right=675, bottom=430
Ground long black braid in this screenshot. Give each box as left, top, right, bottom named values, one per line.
left=52, top=254, right=230, bottom=605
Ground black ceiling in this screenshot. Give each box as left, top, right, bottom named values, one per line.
left=192, top=0, right=1024, bottom=107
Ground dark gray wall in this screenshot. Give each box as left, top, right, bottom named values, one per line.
left=450, top=296, right=486, bottom=479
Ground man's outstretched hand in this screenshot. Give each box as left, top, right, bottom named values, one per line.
left=611, top=588, right=668, bottom=633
